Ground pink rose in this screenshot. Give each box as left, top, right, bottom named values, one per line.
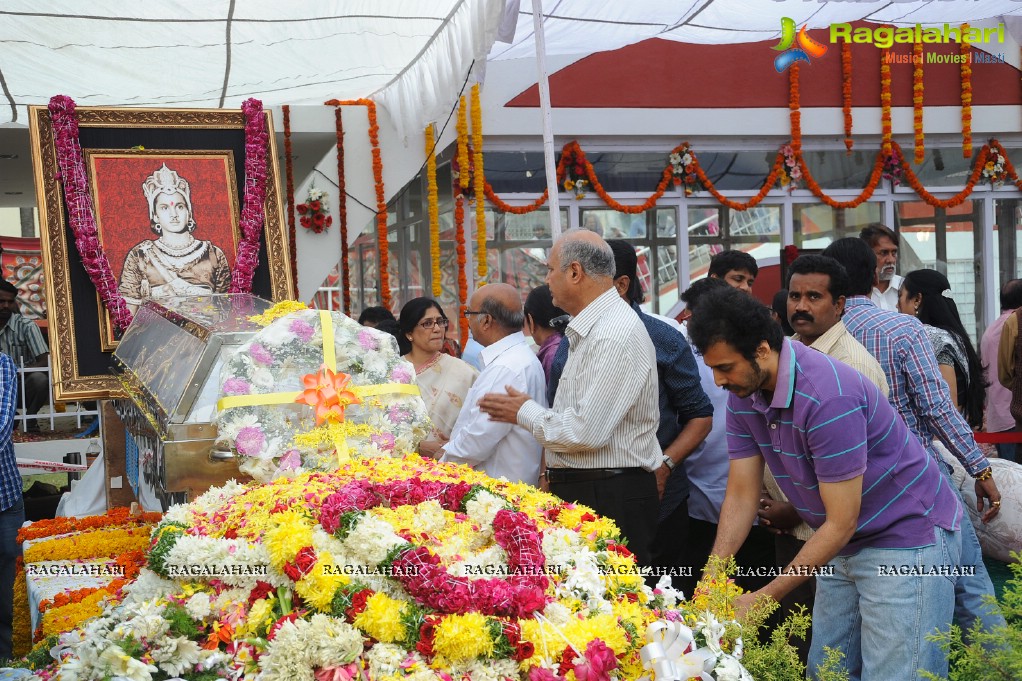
left=573, top=640, right=618, bottom=681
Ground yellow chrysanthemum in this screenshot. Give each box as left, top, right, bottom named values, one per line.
left=611, top=597, right=649, bottom=635
left=264, top=510, right=315, bottom=567
left=563, top=614, right=629, bottom=655
left=294, top=551, right=349, bottom=611
left=248, top=300, right=309, bottom=326
left=237, top=598, right=275, bottom=638
left=431, top=613, right=494, bottom=662
left=353, top=592, right=408, bottom=644
left=602, top=554, right=644, bottom=592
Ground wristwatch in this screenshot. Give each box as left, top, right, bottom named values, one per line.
left=661, top=455, right=676, bottom=471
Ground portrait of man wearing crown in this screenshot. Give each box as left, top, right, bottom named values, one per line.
left=117, top=163, right=232, bottom=314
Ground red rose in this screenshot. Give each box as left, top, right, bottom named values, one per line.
left=294, top=546, right=317, bottom=575
left=310, top=200, right=322, bottom=212
left=297, top=204, right=309, bottom=215
left=300, top=216, right=312, bottom=228
left=325, top=216, right=333, bottom=226
left=267, top=612, right=301, bottom=640
left=313, top=213, right=326, bottom=226
left=248, top=581, right=275, bottom=605
left=515, top=640, right=535, bottom=662
left=346, top=588, right=374, bottom=622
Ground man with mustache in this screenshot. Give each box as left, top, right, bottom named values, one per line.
left=861, top=224, right=901, bottom=312
left=689, top=285, right=963, bottom=681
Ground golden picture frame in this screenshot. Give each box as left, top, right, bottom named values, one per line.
left=29, top=106, right=295, bottom=402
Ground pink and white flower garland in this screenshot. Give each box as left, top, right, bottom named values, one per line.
left=48, top=95, right=134, bottom=332
left=47, top=95, right=270, bottom=330
left=229, top=98, right=270, bottom=292
left=320, top=479, right=551, bottom=618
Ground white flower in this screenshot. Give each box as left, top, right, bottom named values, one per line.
left=342, top=513, right=406, bottom=565
left=151, top=636, right=203, bottom=677
left=714, top=654, right=753, bottom=681
left=184, top=593, right=211, bottom=620
left=97, top=645, right=158, bottom=681
left=121, top=570, right=176, bottom=606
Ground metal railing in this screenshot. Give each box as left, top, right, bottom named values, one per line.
left=12, top=356, right=99, bottom=435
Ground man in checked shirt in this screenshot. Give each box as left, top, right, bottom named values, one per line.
left=823, top=236, right=1005, bottom=643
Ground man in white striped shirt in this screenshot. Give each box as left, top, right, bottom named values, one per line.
left=478, top=229, right=662, bottom=566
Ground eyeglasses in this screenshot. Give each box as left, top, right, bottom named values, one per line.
left=418, top=317, right=449, bottom=330
left=464, top=310, right=489, bottom=317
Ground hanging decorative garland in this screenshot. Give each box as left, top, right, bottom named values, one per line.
left=283, top=105, right=298, bottom=289
left=457, top=96, right=470, bottom=192
left=334, top=106, right=351, bottom=315
left=325, top=98, right=389, bottom=309
left=455, top=195, right=468, bottom=349
left=425, top=124, right=442, bottom=298
left=897, top=140, right=988, bottom=208
left=470, top=84, right=488, bottom=281
left=789, top=63, right=802, bottom=153
left=842, top=41, right=854, bottom=153
left=880, top=47, right=893, bottom=157
left=913, top=42, right=925, bottom=164
left=961, top=30, right=973, bottom=158
left=229, top=99, right=271, bottom=294
left=48, top=96, right=268, bottom=331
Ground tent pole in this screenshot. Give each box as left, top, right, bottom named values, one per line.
left=531, top=0, right=561, bottom=237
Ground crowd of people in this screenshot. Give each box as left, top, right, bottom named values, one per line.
left=354, top=224, right=1020, bottom=680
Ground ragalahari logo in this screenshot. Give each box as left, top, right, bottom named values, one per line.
left=773, top=17, right=828, bottom=72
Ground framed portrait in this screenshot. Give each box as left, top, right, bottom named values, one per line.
left=29, top=106, right=295, bottom=402
left=84, top=150, right=242, bottom=350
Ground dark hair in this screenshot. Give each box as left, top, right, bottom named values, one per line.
left=397, top=297, right=446, bottom=355
left=821, top=238, right=876, bottom=297
left=771, top=289, right=795, bottom=336
left=688, top=286, right=783, bottom=360
left=708, top=250, right=758, bottom=279
left=524, top=285, right=568, bottom=330
left=607, top=239, right=644, bottom=304
left=374, top=319, right=402, bottom=348
left=1000, top=279, right=1022, bottom=311
left=786, top=254, right=850, bottom=300
left=0, top=280, right=18, bottom=297
left=358, top=305, right=396, bottom=326
left=681, top=277, right=730, bottom=312
left=859, top=223, right=899, bottom=249
left=902, top=269, right=986, bottom=427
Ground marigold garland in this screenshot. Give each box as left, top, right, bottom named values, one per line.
left=470, top=84, right=488, bottom=281
left=455, top=196, right=468, bottom=349
left=23, top=525, right=151, bottom=563
left=913, top=42, right=925, bottom=164
left=457, top=96, right=470, bottom=191
left=13, top=558, right=30, bottom=657
left=842, top=41, right=854, bottom=153
left=283, top=104, right=298, bottom=290
left=425, top=124, right=442, bottom=298
left=796, top=148, right=886, bottom=209
left=896, top=140, right=989, bottom=209
left=694, top=152, right=786, bottom=211
left=17, top=507, right=162, bottom=543
left=335, top=106, right=351, bottom=315
left=39, top=590, right=108, bottom=641
left=570, top=141, right=673, bottom=214
left=880, top=47, right=893, bottom=157
left=789, top=63, right=802, bottom=153
left=324, top=99, right=388, bottom=309
left=962, top=30, right=973, bottom=158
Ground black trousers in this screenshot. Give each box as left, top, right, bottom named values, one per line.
left=675, top=518, right=779, bottom=597
left=549, top=469, right=658, bottom=567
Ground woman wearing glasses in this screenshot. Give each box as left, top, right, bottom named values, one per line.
left=398, top=297, right=478, bottom=454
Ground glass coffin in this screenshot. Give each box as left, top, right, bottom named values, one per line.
left=112, top=294, right=272, bottom=509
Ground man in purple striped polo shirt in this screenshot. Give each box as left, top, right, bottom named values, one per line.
left=689, top=286, right=963, bottom=681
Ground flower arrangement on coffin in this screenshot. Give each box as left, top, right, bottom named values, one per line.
left=983, top=145, right=1007, bottom=188
left=298, top=187, right=333, bottom=233
left=882, top=147, right=904, bottom=187
left=668, top=145, right=703, bottom=197
left=777, top=145, right=801, bottom=193
left=562, top=149, right=589, bottom=200
left=15, top=456, right=767, bottom=681
left=216, top=304, right=431, bottom=482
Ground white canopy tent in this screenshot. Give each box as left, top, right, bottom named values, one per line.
left=4, top=1, right=1022, bottom=138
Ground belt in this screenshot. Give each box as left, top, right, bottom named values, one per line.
left=546, top=467, right=647, bottom=483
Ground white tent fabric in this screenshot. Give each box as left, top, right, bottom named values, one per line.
left=4, top=1, right=1022, bottom=140
left=489, top=0, right=1022, bottom=60
left=0, top=0, right=507, bottom=140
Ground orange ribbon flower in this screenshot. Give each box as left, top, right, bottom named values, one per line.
left=295, top=367, right=362, bottom=425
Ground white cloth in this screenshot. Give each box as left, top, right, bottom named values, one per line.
left=442, top=332, right=546, bottom=485
left=517, top=288, right=661, bottom=470
left=870, top=273, right=903, bottom=311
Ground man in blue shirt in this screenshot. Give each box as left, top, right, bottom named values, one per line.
left=0, top=353, right=23, bottom=660
left=604, top=240, right=713, bottom=575
left=822, top=237, right=1005, bottom=642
